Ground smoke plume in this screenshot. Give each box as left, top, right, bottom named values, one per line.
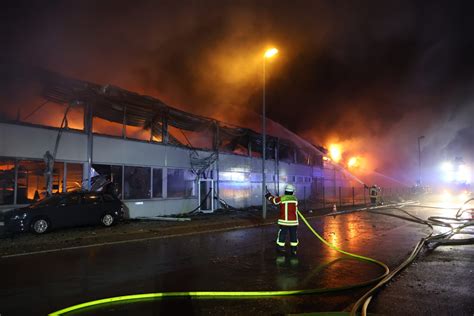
left=2, top=0, right=474, bottom=185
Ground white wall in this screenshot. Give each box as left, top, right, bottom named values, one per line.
left=0, top=123, right=87, bottom=162
left=0, top=123, right=332, bottom=217
left=93, top=135, right=207, bottom=168
left=123, top=198, right=198, bottom=218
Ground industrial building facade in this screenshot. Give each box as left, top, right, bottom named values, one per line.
left=0, top=67, right=352, bottom=218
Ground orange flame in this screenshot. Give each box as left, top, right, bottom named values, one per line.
left=348, top=156, right=360, bottom=168
left=328, top=144, right=342, bottom=163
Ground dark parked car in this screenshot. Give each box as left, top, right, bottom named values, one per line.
left=1, top=191, right=124, bottom=234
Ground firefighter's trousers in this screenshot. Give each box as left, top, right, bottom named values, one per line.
left=276, top=225, right=299, bottom=251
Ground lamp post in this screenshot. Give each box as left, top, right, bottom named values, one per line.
left=417, top=135, right=425, bottom=185
left=262, top=47, right=278, bottom=219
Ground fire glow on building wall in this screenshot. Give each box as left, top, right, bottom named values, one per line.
left=0, top=66, right=409, bottom=217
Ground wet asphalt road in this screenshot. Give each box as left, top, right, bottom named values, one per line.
left=0, top=201, right=472, bottom=316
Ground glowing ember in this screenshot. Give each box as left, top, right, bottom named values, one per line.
left=328, top=144, right=342, bottom=162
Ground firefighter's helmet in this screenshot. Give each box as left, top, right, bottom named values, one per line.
left=285, top=184, right=295, bottom=193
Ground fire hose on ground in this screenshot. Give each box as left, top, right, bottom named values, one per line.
left=49, top=200, right=474, bottom=316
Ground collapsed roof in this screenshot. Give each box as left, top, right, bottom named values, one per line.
left=2, top=65, right=325, bottom=165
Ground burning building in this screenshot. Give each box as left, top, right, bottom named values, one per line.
left=0, top=66, right=357, bottom=218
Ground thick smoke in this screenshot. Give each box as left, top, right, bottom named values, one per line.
left=2, top=0, right=473, bottom=185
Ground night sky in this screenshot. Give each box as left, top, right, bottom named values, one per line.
left=2, top=0, right=474, bottom=184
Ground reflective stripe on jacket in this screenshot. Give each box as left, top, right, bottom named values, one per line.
left=269, top=194, right=299, bottom=226
left=369, top=188, right=378, bottom=198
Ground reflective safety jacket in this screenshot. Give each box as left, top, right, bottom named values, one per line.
left=268, top=194, right=299, bottom=226
left=369, top=187, right=378, bottom=198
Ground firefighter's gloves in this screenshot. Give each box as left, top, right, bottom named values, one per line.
left=265, top=192, right=273, bottom=200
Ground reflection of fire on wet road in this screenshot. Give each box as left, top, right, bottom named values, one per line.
left=323, top=213, right=368, bottom=249
left=2, top=196, right=473, bottom=316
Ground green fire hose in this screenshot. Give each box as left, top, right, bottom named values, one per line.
left=49, top=210, right=389, bottom=315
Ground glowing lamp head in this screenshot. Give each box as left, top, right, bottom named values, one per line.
left=264, top=48, right=278, bottom=59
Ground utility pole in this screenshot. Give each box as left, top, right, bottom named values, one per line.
left=262, top=48, right=278, bottom=219
left=417, top=135, right=425, bottom=185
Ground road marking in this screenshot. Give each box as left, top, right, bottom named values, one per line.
left=0, top=222, right=275, bottom=259
left=1, top=203, right=409, bottom=259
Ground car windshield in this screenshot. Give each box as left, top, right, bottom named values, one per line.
left=30, top=195, right=61, bottom=208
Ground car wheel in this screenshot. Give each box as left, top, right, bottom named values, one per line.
left=101, top=214, right=114, bottom=227
left=31, top=218, right=49, bottom=234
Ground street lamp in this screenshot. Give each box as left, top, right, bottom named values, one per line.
left=417, top=135, right=425, bottom=185
left=262, top=47, right=278, bottom=219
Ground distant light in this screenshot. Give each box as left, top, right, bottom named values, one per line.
left=440, top=161, right=471, bottom=184
left=458, top=191, right=469, bottom=201
left=220, top=171, right=247, bottom=182
left=440, top=161, right=454, bottom=182
left=231, top=172, right=246, bottom=182
left=441, top=190, right=452, bottom=201
left=456, top=166, right=471, bottom=183
left=264, top=48, right=278, bottom=59
left=135, top=201, right=144, bottom=205
left=441, top=161, right=453, bottom=171
left=445, top=172, right=454, bottom=182
left=457, top=165, right=471, bottom=183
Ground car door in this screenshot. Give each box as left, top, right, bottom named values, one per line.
left=81, top=193, right=103, bottom=225
left=102, top=194, right=121, bottom=215
left=54, top=194, right=83, bottom=228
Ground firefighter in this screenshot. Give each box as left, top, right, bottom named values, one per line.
left=265, top=184, right=299, bottom=256
left=369, top=184, right=379, bottom=206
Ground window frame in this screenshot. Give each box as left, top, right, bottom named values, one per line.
left=123, top=165, right=152, bottom=200
left=166, top=167, right=197, bottom=199
left=152, top=168, right=164, bottom=198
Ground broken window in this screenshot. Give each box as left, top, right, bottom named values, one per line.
left=167, top=168, right=196, bottom=198
left=91, top=164, right=123, bottom=198
left=93, top=117, right=123, bottom=137
left=66, top=163, right=83, bottom=192
left=16, top=160, right=63, bottom=204
left=0, top=159, right=15, bottom=205
left=124, top=166, right=151, bottom=199
left=57, top=162, right=65, bottom=193
left=0, top=73, right=84, bottom=130
left=126, top=124, right=151, bottom=141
